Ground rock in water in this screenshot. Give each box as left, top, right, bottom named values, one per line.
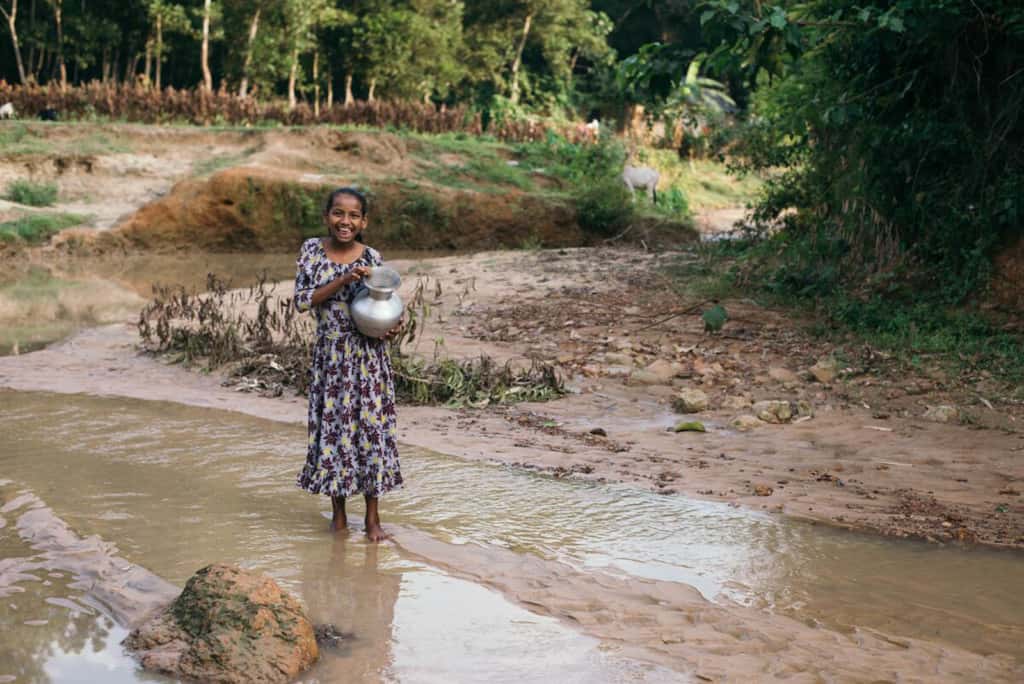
left=123, top=564, right=319, bottom=683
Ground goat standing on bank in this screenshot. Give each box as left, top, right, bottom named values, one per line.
left=622, top=165, right=659, bottom=202
left=0, top=103, right=15, bottom=120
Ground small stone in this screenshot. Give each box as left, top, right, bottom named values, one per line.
left=796, top=400, right=815, bottom=418
left=809, top=356, right=839, bottom=384
left=768, top=367, right=800, bottom=384
left=644, top=358, right=684, bottom=382
left=673, top=388, right=709, bottom=414
left=731, top=414, right=761, bottom=431
left=603, top=352, right=634, bottom=367
left=752, top=400, right=793, bottom=423
left=922, top=405, right=959, bottom=423
left=589, top=427, right=607, bottom=437
left=672, top=421, right=706, bottom=433
left=629, top=370, right=669, bottom=386
left=721, top=395, right=751, bottom=410
left=753, top=484, right=774, bottom=496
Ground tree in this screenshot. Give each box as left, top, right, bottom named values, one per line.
left=45, top=0, right=67, bottom=88
left=146, top=1, right=189, bottom=89
left=0, top=0, right=28, bottom=84
left=282, top=0, right=345, bottom=109
left=463, top=0, right=612, bottom=111
left=236, top=0, right=261, bottom=97
left=199, top=0, right=213, bottom=91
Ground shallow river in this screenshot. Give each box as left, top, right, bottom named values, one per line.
left=2, top=391, right=1022, bottom=683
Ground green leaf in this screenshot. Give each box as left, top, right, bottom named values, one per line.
left=673, top=421, right=706, bottom=433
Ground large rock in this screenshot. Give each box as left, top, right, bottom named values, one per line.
left=673, top=388, right=709, bottom=413
left=124, top=564, right=319, bottom=683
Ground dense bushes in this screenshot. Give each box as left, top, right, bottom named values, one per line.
left=0, top=82, right=567, bottom=142
left=720, top=0, right=1023, bottom=304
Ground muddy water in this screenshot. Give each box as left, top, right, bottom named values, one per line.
left=0, top=250, right=450, bottom=355
left=0, top=390, right=679, bottom=683
left=2, top=390, right=1023, bottom=683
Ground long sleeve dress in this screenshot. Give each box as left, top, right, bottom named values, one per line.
left=293, top=237, right=403, bottom=499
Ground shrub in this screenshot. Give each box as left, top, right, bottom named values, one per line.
left=4, top=179, right=58, bottom=207
left=576, top=176, right=633, bottom=237
left=0, top=213, right=86, bottom=243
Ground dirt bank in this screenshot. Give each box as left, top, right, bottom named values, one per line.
left=2, top=246, right=1022, bottom=551
left=0, top=123, right=695, bottom=256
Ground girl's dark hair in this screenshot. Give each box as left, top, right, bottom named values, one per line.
left=324, top=186, right=368, bottom=216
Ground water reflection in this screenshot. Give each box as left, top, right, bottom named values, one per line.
left=0, top=524, right=165, bottom=684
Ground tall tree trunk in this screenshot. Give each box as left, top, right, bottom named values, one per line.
left=200, top=0, right=213, bottom=92
left=367, top=77, right=376, bottom=102
left=0, top=1, right=28, bottom=84
left=144, top=39, right=152, bottom=87
left=155, top=17, right=162, bottom=90
left=326, top=76, right=333, bottom=109
left=313, top=49, right=320, bottom=118
left=344, top=71, right=353, bottom=106
left=508, top=12, right=533, bottom=104
left=52, top=0, right=66, bottom=89
left=287, top=48, right=298, bottom=109
left=238, top=6, right=260, bottom=97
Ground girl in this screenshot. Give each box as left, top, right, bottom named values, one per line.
left=293, top=187, right=402, bottom=542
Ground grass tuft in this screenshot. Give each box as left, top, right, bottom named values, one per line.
left=0, top=213, right=88, bottom=243
left=4, top=179, right=59, bottom=207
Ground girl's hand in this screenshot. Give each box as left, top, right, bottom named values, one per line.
left=344, top=266, right=371, bottom=285
left=383, top=315, right=406, bottom=341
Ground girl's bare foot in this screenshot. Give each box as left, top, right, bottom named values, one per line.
left=331, top=495, right=347, bottom=532
left=364, top=495, right=389, bottom=542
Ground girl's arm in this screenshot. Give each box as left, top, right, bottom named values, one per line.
left=310, top=266, right=369, bottom=308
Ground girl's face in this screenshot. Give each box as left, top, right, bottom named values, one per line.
left=325, top=194, right=367, bottom=245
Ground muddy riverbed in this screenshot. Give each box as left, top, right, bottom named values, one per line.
left=2, top=390, right=1022, bottom=682
left=0, top=248, right=1023, bottom=682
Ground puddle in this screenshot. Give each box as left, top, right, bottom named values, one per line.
left=0, top=250, right=453, bottom=356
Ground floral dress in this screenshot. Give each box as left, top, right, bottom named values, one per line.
left=293, top=238, right=403, bottom=498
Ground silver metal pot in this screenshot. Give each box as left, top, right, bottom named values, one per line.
left=350, top=267, right=403, bottom=338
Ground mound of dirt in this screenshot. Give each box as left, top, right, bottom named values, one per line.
left=76, top=165, right=694, bottom=253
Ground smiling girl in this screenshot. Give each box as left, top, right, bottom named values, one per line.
left=293, top=187, right=402, bottom=542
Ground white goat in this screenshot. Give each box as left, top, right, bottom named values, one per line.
left=622, top=165, right=659, bottom=202
left=0, top=103, right=15, bottom=120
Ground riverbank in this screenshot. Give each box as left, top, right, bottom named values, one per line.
left=2, top=246, right=1021, bottom=550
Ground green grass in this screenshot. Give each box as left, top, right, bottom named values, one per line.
left=634, top=150, right=763, bottom=210
left=408, top=132, right=536, bottom=192
left=192, top=146, right=261, bottom=177
left=4, top=179, right=58, bottom=206
left=0, top=124, right=52, bottom=156
left=0, top=213, right=89, bottom=244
